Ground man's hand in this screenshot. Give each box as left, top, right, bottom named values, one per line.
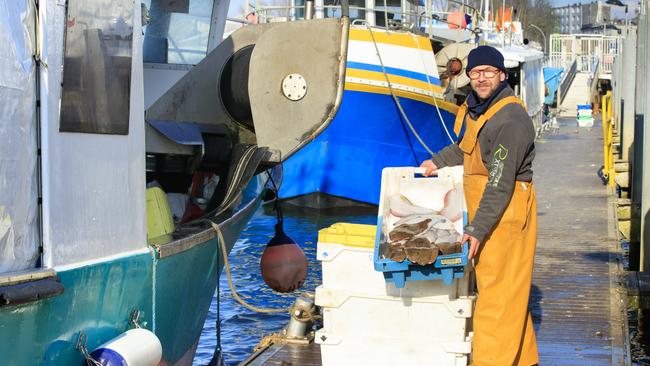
left=463, top=233, right=481, bottom=260
left=420, top=159, right=438, bottom=177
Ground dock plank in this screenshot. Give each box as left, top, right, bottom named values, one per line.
left=242, top=118, right=629, bottom=365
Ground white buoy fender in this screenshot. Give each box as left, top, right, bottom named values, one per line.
left=90, top=328, right=162, bottom=366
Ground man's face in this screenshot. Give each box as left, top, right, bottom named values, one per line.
left=468, top=65, right=506, bottom=100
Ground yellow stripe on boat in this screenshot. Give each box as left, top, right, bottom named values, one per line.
left=346, top=68, right=445, bottom=94
left=349, top=28, right=433, bottom=51
left=344, top=82, right=460, bottom=115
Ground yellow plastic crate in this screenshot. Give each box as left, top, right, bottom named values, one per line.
left=317, top=223, right=376, bottom=249
left=146, top=187, right=175, bottom=241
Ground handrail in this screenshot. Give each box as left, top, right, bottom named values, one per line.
left=558, top=59, right=577, bottom=106
left=589, top=59, right=600, bottom=100
left=601, top=91, right=614, bottom=186
left=253, top=4, right=468, bottom=30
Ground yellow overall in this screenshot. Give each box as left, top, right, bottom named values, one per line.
left=453, top=96, right=539, bottom=366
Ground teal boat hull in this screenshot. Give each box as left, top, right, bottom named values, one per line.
left=0, top=177, right=265, bottom=366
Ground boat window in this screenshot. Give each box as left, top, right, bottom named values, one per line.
left=142, top=0, right=215, bottom=65
left=322, top=0, right=367, bottom=19
left=59, top=0, right=133, bottom=135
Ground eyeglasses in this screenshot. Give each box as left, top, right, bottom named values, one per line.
left=468, top=69, right=501, bottom=80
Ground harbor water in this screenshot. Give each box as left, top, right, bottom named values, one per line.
left=192, top=204, right=377, bottom=365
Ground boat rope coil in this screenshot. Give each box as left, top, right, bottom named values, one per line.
left=210, top=220, right=321, bottom=319
left=210, top=221, right=288, bottom=314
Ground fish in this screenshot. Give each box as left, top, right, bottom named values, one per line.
left=394, top=214, right=447, bottom=227
left=389, top=194, right=438, bottom=218
left=437, top=242, right=463, bottom=255
left=385, top=241, right=407, bottom=262
left=436, top=230, right=461, bottom=244
left=433, top=219, right=456, bottom=231
left=414, top=229, right=438, bottom=243
left=404, top=237, right=439, bottom=265
left=440, top=183, right=464, bottom=222
left=388, top=218, right=431, bottom=241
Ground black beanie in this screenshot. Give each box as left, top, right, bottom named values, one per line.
left=466, top=45, right=506, bottom=75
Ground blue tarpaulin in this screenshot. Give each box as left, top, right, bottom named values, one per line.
left=543, top=67, right=564, bottom=105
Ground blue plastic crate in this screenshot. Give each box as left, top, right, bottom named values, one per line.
left=577, top=104, right=592, bottom=110
left=373, top=213, right=469, bottom=288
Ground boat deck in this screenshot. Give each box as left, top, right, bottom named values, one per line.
left=239, top=118, right=630, bottom=365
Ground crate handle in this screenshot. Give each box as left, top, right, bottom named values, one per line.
left=413, top=167, right=437, bottom=178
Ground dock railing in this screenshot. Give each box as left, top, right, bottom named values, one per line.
left=557, top=59, right=577, bottom=106
left=549, top=34, right=621, bottom=78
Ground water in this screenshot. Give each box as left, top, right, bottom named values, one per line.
left=193, top=205, right=377, bottom=365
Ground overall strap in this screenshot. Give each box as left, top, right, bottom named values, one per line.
left=458, top=96, right=526, bottom=154
left=453, top=103, right=468, bottom=137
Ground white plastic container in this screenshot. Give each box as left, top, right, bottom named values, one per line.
left=318, top=236, right=471, bottom=299
left=377, top=166, right=466, bottom=237
left=316, top=285, right=473, bottom=341
left=316, top=326, right=471, bottom=366
left=577, top=118, right=595, bottom=128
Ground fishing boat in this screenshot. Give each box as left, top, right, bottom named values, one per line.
left=246, top=2, right=462, bottom=208
left=253, top=0, right=543, bottom=208
left=0, top=0, right=351, bottom=364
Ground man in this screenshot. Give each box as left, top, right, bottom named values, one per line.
left=421, top=45, right=538, bottom=366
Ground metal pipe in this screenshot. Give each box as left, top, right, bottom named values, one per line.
left=341, top=0, right=349, bottom=18
left=529, top=23, right=546, bottom=55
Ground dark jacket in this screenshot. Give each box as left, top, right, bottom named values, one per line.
left=430, top=86, right=536, bottom=243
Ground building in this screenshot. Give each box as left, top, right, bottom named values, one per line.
left=553, top=1, right=612, bottom=34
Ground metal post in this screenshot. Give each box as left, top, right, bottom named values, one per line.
left=621, top=33, right=637, bottom=163
left=425, top=0, right=431, bottom=36
left=640, top=0, right=650, bottom=271
left=367, top=0, right=376, bottom=26
left=630, top=5, right=647, bottom=271
left=315, top=0, right=324, bottom=18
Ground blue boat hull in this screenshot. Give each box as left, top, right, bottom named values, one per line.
left=278, top=90, right=458, bottom=206
left=0, top=176, right=265, bottom=366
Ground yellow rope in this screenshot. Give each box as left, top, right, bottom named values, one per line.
left=253, top=333, right=287, bottom=352
left=210, top=221, right=289, bottom=314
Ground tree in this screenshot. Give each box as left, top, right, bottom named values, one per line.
left=523, top=0, right=556, bottom=51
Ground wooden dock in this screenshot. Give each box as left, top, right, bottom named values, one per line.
left=240, top=118, right=631, bottom=365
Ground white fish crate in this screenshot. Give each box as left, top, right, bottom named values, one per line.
left=318, top=239, right=472, bottom=299
left=374, top=166, right=469, bottom=288
left=315, top=285, right=473, bottom=339
left=316, top=329, right=471, bottom=366
left=577, top=118, right=594, bottom=128
left=315, top=284, right=473, bottom=366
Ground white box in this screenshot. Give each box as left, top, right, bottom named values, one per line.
left=318, top=240, right=471, bottom=299
left=316, top=328, right=471, bottom=366
left=377, top=166, right=466, bottom=237
left=316, top=286, right=473, bottom=342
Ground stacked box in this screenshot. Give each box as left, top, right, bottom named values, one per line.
left=315, top=222, right=473, bottom=365
left=577, top=104, right=594, bottom=127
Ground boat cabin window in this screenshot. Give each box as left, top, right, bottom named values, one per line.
left=321, top=0, right=367, bottom=20
left=59, top=0, right=133, bottom=135
left=142, top=0, right=215, bottom=65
